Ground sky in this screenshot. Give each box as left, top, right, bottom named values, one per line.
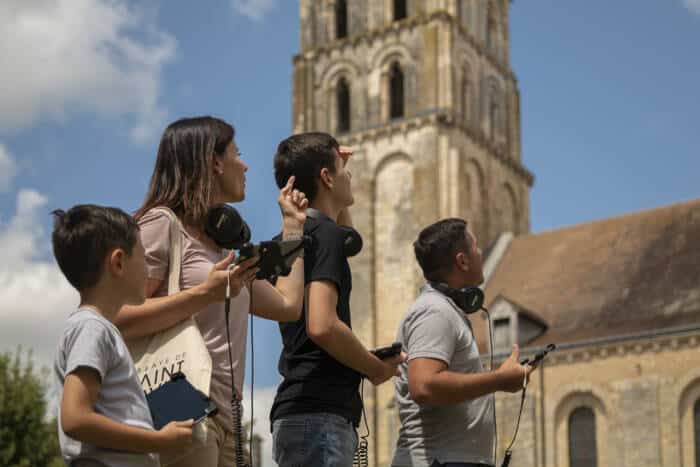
left=1, top=1, right=698, bottom=465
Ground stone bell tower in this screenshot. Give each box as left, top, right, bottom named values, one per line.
left=292, top=1, right=534, bottom=465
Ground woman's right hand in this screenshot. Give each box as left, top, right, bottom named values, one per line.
left=200, top=252, right=259, bottom=303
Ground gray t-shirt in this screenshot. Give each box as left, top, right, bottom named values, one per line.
left=392, top=284, right=494, bottom=467
left=54, top=308, right=159, bottom=467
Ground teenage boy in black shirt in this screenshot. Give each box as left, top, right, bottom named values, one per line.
left=271, top=133, right=405, bottom=467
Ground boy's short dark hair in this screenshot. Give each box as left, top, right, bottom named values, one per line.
left=273, top=132, right=340, bottom=203
left=51, top=205, right=139, bottom=291
left=414, top=218, right=470, bottom=282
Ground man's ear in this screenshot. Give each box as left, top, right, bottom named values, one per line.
left=455, top=251, right=470, bottom=273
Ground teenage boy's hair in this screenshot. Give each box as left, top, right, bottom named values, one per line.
left=51, top=205, right=139, bottom=291
left=413, top=218, right=470, bottom=282
left=273, top=132, right=340, bottom=203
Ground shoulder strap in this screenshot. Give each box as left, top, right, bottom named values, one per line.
left=151, top=207, right=182, bottom=295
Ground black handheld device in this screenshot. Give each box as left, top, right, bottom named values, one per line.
left=235, top=237, right=308, bottom=281
left=371, top=342, right=402, bottom=360
left=520, top=343, right=556, bottom=366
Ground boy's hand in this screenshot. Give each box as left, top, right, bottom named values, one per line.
left=156, top=420, right=194, bottom=452
left=338, top=146, right=353, bottom=166
left=368, top=351, right=407, bottom=386
left=278, top=175, right=308, bottom=233
left=497, top=345, right=533, bottom=393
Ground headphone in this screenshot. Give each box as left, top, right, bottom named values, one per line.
left=204, top=204, right=251, bottom=250
left=306, top=208, right=363, bottom=257
left=429, top=281, right=485, bottom=314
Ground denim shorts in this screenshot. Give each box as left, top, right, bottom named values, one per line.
left=272, top=412, right=358, bottom=467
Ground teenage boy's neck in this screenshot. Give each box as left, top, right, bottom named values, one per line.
left=79, top=288, right=123, bottom=323
left=309, top=198, right=342, bottom=224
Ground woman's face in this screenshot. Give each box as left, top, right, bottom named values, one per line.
left=213, top=140, right=247, bottom=203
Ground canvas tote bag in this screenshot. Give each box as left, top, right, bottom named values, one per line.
left=126, top=207, right=213, bottom=461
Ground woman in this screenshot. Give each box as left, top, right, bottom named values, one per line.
left=115, top=116, right=307, bottom=466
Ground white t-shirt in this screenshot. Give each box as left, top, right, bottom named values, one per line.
left=54, top=308, right=159, bottom=467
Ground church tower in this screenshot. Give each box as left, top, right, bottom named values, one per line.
left=292, top=1, right=534, bottom=465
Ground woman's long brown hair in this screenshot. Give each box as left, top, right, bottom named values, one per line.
left=135, top=116, right=234, bottom=227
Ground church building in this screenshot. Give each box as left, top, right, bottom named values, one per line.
left=291, top=1, right=700, bottom=466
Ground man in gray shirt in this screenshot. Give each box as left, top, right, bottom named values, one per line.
left=392, top=218, right=534, bottom=467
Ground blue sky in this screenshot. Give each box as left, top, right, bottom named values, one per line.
left=1, top=1, right=698, bottom=462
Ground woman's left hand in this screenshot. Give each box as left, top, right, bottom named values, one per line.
left=278, top=175, right=308, bottom=230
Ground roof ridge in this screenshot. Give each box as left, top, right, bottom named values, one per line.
left=518, top=196, right=700, bottom=240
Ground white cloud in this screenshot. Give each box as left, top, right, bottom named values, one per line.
left=0, top=189, right=79, bottom=398
left=0, top=0, right=176, bottom=143
left=683, top=0, right=700, bottom=15
left=231, top=0, right=277, bottom=21
left=0, top=143, right=17, bottom=192
left=243, top=385, right=277, bottom=467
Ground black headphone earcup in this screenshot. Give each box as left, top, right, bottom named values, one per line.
left=431, top=282, right=484, bottom=314
left=239, top=221, right=251, bottom=248
left=205, top=204, right=251, bottom=250
left=460, top=287, right=484, bottom=314
left=341, top=227, right=363, bottom=257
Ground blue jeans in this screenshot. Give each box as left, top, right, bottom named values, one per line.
left=272, top=413, right=358, bottom=467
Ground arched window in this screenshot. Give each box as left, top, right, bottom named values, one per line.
left=486, top=15, right=495, bottom=53
left=462, top=75, right=471, bottom=123
left=568, top=407, right=598, bottom=467
left=394, top=0, right=407, bottom=21
left=336, top=0, right=348, bottom=39
left=389, top=62, right=405, bottom=119
left=337, top=78, right=351, bottom=133
left=695, top=399, right=700, bottom=467
left=489, top=99, right=499, bottom=138
left=457, top=1, right=468, bottom=28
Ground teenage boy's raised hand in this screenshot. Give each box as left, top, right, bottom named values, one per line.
left=368, top=352, right=407, bottom=386
left=338, top=146, right=353, bottom=166
left=278, top=175, right=308, bottom=232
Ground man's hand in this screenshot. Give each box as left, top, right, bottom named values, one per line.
left=497, top=344, right=533, bottom=393
left=368, top=352, right=407, bottom=386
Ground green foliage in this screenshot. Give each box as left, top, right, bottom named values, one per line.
left=0, top=349, right=62, bottom=467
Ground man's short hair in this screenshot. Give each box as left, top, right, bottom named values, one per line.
left=413, top=218, right=470, bottom=282
left=273, top=132, right=340, bottom=203
left=51, top=205, right=139, bottom=292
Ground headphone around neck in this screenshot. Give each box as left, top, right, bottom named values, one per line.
left=429, top=281, right=485, bottom=315
left=204, top=204, right=251, bottom=250
left=306, top=208, right=363, bottom=257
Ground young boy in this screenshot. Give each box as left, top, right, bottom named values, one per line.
left=52, top=204, right=193, bottom=467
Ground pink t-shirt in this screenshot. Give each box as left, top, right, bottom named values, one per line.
left=138, top=208, right=249, bottom=429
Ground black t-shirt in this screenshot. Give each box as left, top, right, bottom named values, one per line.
left=269, top=216, right=362, bottom=426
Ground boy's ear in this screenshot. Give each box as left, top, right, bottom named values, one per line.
left=319, top=167, right=334, bottom=190
left=108, top=248, right=126, bottom=278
